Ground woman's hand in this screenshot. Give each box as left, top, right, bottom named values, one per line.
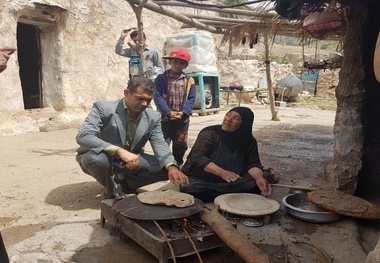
left=204, top=162, right=240, bottom=182
left=256, top=177, right=272, bottom=196
left=221, top=171, right=241, bottom=182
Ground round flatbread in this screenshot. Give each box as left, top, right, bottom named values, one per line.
left=214, top=193, right=280, bottom=216
left=307, top=190, right=380, bottom=219
left=137, top=190, right=195, bottom=208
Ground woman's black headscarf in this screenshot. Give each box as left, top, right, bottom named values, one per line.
left=202, top=107, right=255, bottom=146
left=227, top=107, right=254, bottom=139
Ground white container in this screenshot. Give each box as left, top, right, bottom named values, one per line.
left=164, top=30, right=218, bottom=74
left=145, top=67, right=164, bottom=82
left=275, top=101, right=287, bottom=110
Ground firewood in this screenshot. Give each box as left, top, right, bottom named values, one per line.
left=200, top=206, right=272, bottom=263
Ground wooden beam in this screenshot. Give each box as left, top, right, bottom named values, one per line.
left=180, top=24, right=227, bottom=33
left=126, top=0, right=223, bottom=34
left=193, top=19, right=302, bottom=31
left=153, top=1, right=276, bottom=18
left=190, top=20, right=240, bottom=28
left=185, top=13, right=262, bottom=24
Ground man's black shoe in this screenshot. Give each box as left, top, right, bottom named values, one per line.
left=114, top=175, right=134, bottom=194
left=103, top=191, right=122, bottom=200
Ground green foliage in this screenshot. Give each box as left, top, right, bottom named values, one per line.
left=304, top=96, right=318, bottom=103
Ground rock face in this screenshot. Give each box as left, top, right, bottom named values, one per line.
left=0, top=0, right=339, bottom=135
left=367, top=237, right=380, bottom=263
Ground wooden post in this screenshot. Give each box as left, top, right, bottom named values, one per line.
left=127, top=0, right=148, bottom=71
left=263, top=33, right=278, bottom=121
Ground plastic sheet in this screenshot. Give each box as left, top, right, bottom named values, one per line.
left=164, top=30, right=218, bottom=74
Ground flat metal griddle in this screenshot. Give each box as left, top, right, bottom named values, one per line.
left=114, top=195, right=204, bottom=220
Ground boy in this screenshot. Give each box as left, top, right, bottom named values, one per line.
left=154, top=49, right=196, bottom=167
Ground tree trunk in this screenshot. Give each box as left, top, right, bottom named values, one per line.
left=326, top=0, right=366, bottom=193
left=228, top=35, right=233, bottom=57
left=127, top=0, right=147, bottom=70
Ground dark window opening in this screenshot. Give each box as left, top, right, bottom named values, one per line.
left=17, top=23, right=42, bottom=109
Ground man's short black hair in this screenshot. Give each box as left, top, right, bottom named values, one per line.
left=127, top=76, right=154, bottom=94
left=130, top=30, right=146, bottom=39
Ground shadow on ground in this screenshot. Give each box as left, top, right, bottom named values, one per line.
left=45, top=182, right=103, bottom=210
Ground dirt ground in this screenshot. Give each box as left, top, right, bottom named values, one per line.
left=1, top=99, right=379, bottom=263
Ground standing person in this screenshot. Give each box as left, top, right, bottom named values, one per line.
left=154, top=49, right=196, bottom=167
left=0, top=45, right=15, bottom=263
left=180, top=107, right=272, bottom=202
left=115, top=28, right=163, bottom=70
left=0, top=46, right=17, bottom=73
left=76, top=76, right=189, bottom=199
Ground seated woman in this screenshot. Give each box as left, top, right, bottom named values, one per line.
left=180, top=107, right=272, bottom=202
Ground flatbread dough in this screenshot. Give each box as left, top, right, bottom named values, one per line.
left=137, top=190, right=195, bottom=208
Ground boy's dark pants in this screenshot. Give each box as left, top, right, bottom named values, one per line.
left=161, top=120, right=189, bottom=165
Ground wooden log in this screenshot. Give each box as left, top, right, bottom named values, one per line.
left=126, top=0, right=222, bottom=34
left=153, top=1, right=276, bottom=19
left=200, top=206, right=272, bottom=263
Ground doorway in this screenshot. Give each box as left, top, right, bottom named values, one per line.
left=17, top=23, right=42, bottom=109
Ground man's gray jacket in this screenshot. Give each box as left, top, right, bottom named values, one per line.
left=76, top=99, right=174, bottom=168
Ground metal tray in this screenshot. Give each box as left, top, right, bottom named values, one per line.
left=114, top=195, right=204, bottom=220
left=282, top=193, right=344, bottom=223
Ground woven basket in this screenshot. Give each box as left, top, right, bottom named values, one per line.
left=302, top=12, right=343, bottom=38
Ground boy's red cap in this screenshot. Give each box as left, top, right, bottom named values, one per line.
left=162, top=49, right=191, bottom=63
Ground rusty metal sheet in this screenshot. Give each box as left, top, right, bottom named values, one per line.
left=114, top=195, right=204, bottom=220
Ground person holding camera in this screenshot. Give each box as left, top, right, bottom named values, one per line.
left=115, top=28, right=163, bottom=70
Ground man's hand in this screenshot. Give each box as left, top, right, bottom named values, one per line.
left=167, top=166, right=189, bottom=186
left=115, top=148, right=139, bottom=170
left=121, top=29, right=130, bottom=38
left=121, top=28, right=137, bottom=38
